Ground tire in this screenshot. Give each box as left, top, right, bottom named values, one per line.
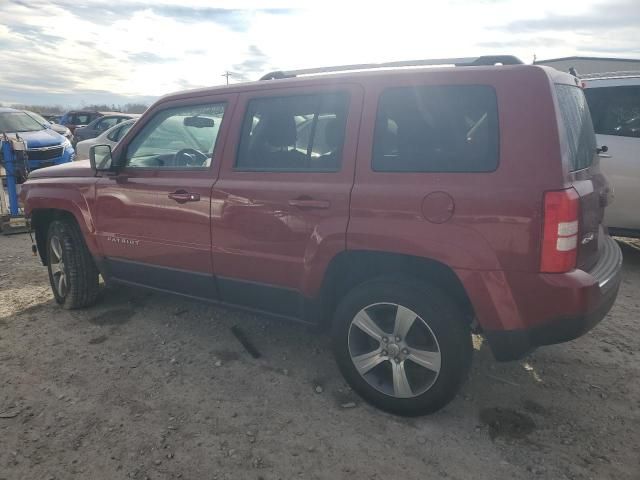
left=332, top=276, right=472, bottom=416
left=46, top=218, right=100, bottom=309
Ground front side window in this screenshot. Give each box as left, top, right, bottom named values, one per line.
left=373, top=85, right=499, bottom=172
left=126, top=103, right=225, bottom=169
left=585, top=85, right=640, bottom=138
left=236, top=92, right=348, bottom=172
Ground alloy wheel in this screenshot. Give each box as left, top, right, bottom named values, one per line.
left=49, top=235, right=68, bottom=297
left=348, top=302, right=442, bottom=398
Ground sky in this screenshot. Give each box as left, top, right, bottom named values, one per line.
left=0, top=0, right=639, bottom=107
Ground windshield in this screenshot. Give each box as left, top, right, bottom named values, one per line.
left=24, top=110, right=50, bottom=126
left=0, top=112, right=46, bottom=133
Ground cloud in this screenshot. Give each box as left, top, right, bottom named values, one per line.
left=2, top=0, right=639, bottom=107
left=500, top=0, right=640, bottom=32
left=128, top=52, right=178, bottom=64
left=9, top=25, right=65, bottom=44
left=37, top=1, right=297, bottom=31
left=232, top=45, right=272, bottom=81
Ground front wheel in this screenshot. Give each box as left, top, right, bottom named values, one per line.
left=46, top=219, right=100, bottom=309
left=332, top=277, right=472, bottom=416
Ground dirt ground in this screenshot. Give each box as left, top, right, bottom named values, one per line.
left=1, top=234, right=639, bottom=480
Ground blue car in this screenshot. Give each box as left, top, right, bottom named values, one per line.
left=0, top=107, right=75, bottom=170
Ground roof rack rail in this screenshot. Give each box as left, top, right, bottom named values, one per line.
left=578, top=70, right=640, bottom=80
left=259, top=55, right=524, bottom=80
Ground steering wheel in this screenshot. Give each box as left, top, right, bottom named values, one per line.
left=174, top=148, right=208, bottom=167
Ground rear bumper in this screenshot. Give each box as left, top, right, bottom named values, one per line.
left=477, top=235, right=623, bottom=361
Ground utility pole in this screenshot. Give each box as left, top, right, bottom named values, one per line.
left=222, top=71, right=232, bottom=85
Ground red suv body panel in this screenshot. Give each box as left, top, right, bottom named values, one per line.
left=21, top=64, right=622, bottom=361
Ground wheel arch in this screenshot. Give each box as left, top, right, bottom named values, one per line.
left=318, top=250, right=475, bottom=328
left=31, top=209, right=85, bottom=265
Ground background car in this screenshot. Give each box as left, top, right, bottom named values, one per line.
left=75, top=118, right=136, bottom=160
left=0, top=107, right=74, bottom=171
left=23, top=110, right=72, bottom=140
left=73, top=113, right=140, bottom=143
left=59, top=110, right=103, bottom=135
left=583, top=73, right=640, bottom=237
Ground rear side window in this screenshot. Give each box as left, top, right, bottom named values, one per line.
left=107, top=122, right=134, bottom=142
left=584, top=85, right=640, bottom=138
left=236, top=92, right=348, bottom=172
left=372, top=85, right=499, bottom=172
left=555, top=85, right=597, bottom=171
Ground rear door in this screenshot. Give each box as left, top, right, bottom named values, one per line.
left=210, top=84, right=363, bottom=316
left=554, top=83, right=607, bottom=271
left=584, top=80, right=640, bottom=232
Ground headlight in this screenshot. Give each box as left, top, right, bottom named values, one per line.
left=61, top=138, right=72, bottom=149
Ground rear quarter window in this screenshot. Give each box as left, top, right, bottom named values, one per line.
left=372, top=85, right=499, bottom=172
left=555, top=84, right=597, bottom=172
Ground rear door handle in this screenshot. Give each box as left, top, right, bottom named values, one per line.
left=168, top=190, right=200, bottom=203
left=288, top=198, right=330, bottom=209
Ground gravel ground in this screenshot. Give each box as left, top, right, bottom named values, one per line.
left=1, top=233, right=639, bottom=480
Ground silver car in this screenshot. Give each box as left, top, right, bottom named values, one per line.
left=75, top=119, right=136, bottom=160
left=583, top=73, right=640, bottom=237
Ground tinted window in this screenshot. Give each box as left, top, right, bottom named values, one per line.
left=236, top=92, right=348, bottom=172
left=555, top=85, right=596, bottom=171
left=126, top=103, right=225, bottom=169
left=585, top=85, right=640, bottom=138
left=373, top=85, right=499, bottom=172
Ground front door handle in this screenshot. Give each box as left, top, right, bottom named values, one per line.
left=288, top=197, right=330, bottom=209
left=168, top=190, right=200, bottom=203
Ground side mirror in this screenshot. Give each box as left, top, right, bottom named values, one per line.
left=89, top=144, right=113, bottom=171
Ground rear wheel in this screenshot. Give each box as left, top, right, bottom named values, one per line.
left=46, top=219, right=99, bottom=309
left=332, top=277, right=472, bottom=416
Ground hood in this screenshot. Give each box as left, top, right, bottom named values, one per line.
left=13, top=129, right=67, bottom=149
left=28, top=160, right=95, bottom=179
left=50, top=123, right=70, bottom=136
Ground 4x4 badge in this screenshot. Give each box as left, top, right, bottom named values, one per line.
left=581, top=232, right=595, bottom=245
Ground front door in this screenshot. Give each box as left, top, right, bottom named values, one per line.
left=94, top=95, right=235, bottom=298
left=211, top=85, right=363, bottom=317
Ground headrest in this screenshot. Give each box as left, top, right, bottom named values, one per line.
left=263, top=112, right=297, bottom=147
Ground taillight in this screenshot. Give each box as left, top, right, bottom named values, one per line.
left=541, top=188, right=580, bottom=273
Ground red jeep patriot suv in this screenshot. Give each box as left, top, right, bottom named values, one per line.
left=21, top=56, right=622, bottom=415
